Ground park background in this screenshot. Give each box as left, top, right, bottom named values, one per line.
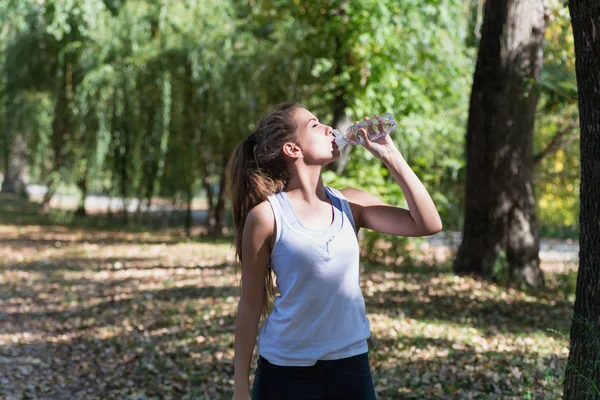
left=0, top=0, right=585, bottom=399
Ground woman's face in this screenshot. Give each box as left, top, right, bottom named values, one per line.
left=290, top=107, right=340, bottom=164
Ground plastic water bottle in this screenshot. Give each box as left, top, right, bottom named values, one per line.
left=332, top=113, right=397, bottom=146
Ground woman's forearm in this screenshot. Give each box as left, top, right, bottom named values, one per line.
left=233, top=302, right=262, bottom=393
left=382, top=148, right=442, bottom=233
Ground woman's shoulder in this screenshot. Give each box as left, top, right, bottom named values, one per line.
left=331, top=187, right=365, bottom=201
left=326, top=186, right=351, bottom=199
left=243, top=200, right=276, bottom=258
left=247, top=199, right=275, bottom=227
left=243, top=200, right=276, bottom=248
left=335, top=187, right=385, bottom=207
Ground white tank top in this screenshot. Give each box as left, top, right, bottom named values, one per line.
left=256, top=186, right=371, bottom=366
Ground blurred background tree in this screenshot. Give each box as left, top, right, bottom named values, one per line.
left=454, top=0, right=547, bottom=286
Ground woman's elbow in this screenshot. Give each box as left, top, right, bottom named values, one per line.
left=424, top=219, right=443, bottom=235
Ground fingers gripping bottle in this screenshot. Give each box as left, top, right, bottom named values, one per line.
left=332, top=113, right=397, bottom=146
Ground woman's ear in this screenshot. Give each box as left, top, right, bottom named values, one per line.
left=282, top=142, right=303, bottom=159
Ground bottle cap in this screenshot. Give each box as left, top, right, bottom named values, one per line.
left=332, top=129, right=347, bottom=146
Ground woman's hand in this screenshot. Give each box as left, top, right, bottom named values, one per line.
left=358, top=116, right=400, bottom=162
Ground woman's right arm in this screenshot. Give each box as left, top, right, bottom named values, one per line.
left=232, top=201, right=274, bottom=399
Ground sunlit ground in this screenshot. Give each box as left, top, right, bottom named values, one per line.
left=0, top=202, right=574, bottom=399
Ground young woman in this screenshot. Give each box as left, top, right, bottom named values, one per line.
left=227, top=103, right=442, bottom=400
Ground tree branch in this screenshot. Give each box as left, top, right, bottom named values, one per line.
left=534, top=119, right=580, bottom=164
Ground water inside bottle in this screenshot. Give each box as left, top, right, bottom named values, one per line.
left=336, top=113, right=396, bottom=145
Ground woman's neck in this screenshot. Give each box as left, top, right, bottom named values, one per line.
left=285, top=166, right=328, bottom=204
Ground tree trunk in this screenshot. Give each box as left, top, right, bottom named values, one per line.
left=201, top=153, right=215, bottom=232
left=133, top=194, right=143, bottom=224
left=454, top=0, right=546, bottom=286
left=183, top=61, right=199, bottom=238
left=117, top=90, right=131, bottom=223
left=75, top=174, right=87, bottom=217
left=185, top=186, right=193, bottom=237
left=142, top=83, right=159, bottom=224
left=106, top=194, right=113, bottom=220
left=1, top=133, right=29, bottom=197
left=44, top=59, right=74, bottom=209
left=42, top=176, right=58, bottom=210
left=208, top=157, right=227, bottom=238
left=563, top=1, right=600, bottom=397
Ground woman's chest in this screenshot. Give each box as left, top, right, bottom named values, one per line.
left=271, top=225, right=360, bottom=279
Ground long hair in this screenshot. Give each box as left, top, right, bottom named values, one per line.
left=226, top=102, right=301, bottom=318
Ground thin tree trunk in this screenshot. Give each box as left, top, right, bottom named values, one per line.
left=1, top=136, right=9, bottom=191
left=182, top=60, right=199, bottom=237
left=209, top=157, right=227, bottom=238
left=1, top=133, right=28, bottom=197
left=454, top=0, right=547, bottom=286
left=106, top=194, right=113, bottom=220
left=75, top=174, right=87, bottom=217
left=563, top=1, right=600, bottom=397
left=118, top=90, right=131, bottom=223
left=44, top=59, right=74, bottom=209
left=42, top=177, right=58, bottom=210
left=202, top=170, right=215, bottom=228
left=185, top=186, right=193, bottom=237
left=142, top=84, right=159, bottom=224
left=133, top=194, right=143, bottom=224
left=143, top=196, right=153, bottom=226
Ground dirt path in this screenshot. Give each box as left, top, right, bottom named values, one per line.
left=0, top=222, right=573, bottom=399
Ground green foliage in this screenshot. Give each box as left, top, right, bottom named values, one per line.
left=492, top=250, right=510, bottom=283
left=534, top=3, right=579, bottom=238
left=0, top=0, right=579, bottom=244
left=317, top=0, right=474, bottom=257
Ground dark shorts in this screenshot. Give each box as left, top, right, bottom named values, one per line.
left=251, top=352, right=377, bottom=400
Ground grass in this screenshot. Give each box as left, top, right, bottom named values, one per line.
left=0, top=195, right=576, bottom=399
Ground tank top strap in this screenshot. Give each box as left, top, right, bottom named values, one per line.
left=326, top=187, right=357, bottom=232
left=273, top=191, right=301, bottom=227
left=266, top=193, right=284, bottom=243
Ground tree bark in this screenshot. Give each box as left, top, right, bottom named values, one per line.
left=563, top=1, right=600, bottom=397
left=454, top=0, right=547, bottom=286
left=185, top=187, right=193, bottom=237
left=114, top=89, right=131, bottom=222
left=75, top=174, right=87, bottom=217
left=141, top=81, right=160, bottom=224
left=183, top=60, right=200, bottom=237
left=44, top=58, right=74, bottom=209
left=1, top=133, right=28, bottom=197
left=208, top=156, right=228, bottom=238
